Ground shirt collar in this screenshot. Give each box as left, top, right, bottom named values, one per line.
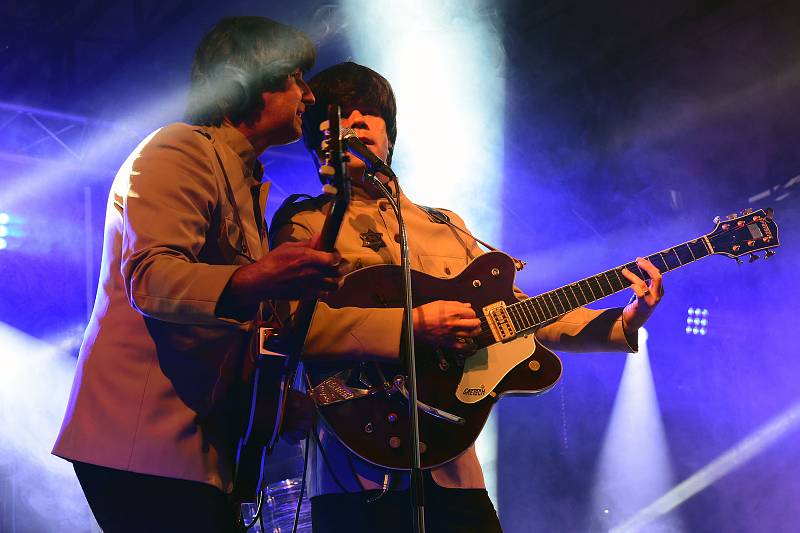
left=351, top=179, right=405, bottom=203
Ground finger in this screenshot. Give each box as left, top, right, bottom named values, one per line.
left=636, top=257, right=662, bottom=280
left=304, top=248, right=342, bottom=267
left=446, top=302, right=476, bottom=318
left=307, top=233, right=323, bottom=249
left=620, top=267, right=643, bottom=285
left=649, top=276, right=664, bottom=298
left=635, top=258, right=664, bottom=298
left=453, top=326, right=482, bottom=338
left=450, top=318, right=482, bottom=331
left=455, top=307, right=477, bottom=319
left=633, top=284, right=650, bottom=298
left=621, top=268, right=651, bottom=298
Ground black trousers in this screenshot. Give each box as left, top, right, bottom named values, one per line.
left=310, top=473, right=503, bottom=533
left=73, top=461, right=240, bottom=533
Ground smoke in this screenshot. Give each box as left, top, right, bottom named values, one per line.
left=0, top=322, right=98, bottom=532
left=306, top=4, right=351, bottom=46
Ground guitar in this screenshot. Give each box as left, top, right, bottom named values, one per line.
left=232, top=105, right=351, bottom=502
left=307, top=208, right=780, bottom=470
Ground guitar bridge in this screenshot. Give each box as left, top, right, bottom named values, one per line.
left=482, top=301, right=516, bottom=343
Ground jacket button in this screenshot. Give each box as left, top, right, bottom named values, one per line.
left=379, top=203, right=388, bottom=211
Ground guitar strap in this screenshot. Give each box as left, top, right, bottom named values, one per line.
left=416, top=204, right=527, bottom=271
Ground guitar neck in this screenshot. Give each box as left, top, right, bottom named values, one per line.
left=508, top=235, right=713, bottom=333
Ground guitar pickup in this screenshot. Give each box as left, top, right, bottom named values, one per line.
left=482, top=301, right=516, bottom=343
left=258, top=327, right=288, bottom=359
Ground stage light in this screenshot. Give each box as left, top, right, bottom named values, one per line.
left=342, top=0, right=505, bottom=240
left=0, top=212, right=9, bottom=224
left=589, top=328, right=685, bottom=532
left=343, top=0, right=505, bottom=506
left=343, top=0, right=505, bottom=497
left=0, top=322, right=98, bottom=527
left=610, top=400, right=800, bottom=533
left=0, top=238, right=6, bottom=250
left=686, top=307, right=710, bottom=335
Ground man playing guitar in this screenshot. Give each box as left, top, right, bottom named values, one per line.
left=271, top=62, right=664, bottom=532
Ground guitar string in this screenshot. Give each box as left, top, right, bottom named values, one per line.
left=469, top=260, right=652, bottom=346
left=437, top=230, right=731, bottom=348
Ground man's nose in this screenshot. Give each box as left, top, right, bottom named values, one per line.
left=344, top=110, right=367, bottom=129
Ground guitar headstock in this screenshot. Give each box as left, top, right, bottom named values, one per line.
left=317, top=108, right=344, bottom=191
left=707, top=208, right=780, bottom=263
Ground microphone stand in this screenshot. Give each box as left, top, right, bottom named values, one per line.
left=367, top=173, right=425, bottom=533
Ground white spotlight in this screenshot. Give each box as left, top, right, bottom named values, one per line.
left=589, top=328, right=685, bottom=532
left=342, top=0, right=506, bottom=508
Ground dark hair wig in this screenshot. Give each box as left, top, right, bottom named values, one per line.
left=301, top=62, right=397, bottom=164
left=185, top=16, right=315, bottom=127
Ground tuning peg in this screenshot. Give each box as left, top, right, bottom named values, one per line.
left=742, top=208, right=753, bottom=215
left=735, top=257, right=743, bottom=265
left=713, top=215, right=721, bottom=224
left=765, top=249, right=776, bottom=259
left=726, top=213, right=738, bottom=220
left=749, top=253, right=760, bottom=263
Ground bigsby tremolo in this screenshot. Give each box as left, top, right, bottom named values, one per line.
left=482, top=301, right=517, bottom=343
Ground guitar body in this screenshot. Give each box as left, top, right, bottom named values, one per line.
left=232, top=106, right=351, bottom=503
left=307, top=207, right=781, bottom=470
left=311, top=251, right=563, bottom=470
left=232, top=356, right=291, bottom=501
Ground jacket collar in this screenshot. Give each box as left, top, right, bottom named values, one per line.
left=206, top=122, right=262, bottom=186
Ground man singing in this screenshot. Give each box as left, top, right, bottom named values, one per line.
left=271, top=62, right=664, bottom=532
left=53, top=17, right=341, bottom=532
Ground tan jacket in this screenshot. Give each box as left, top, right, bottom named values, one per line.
left=53, top=122, right=268, bottom=492
left=271, top=184, right=636, bottom=496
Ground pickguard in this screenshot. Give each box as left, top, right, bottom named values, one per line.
left=455, top=335, right=536, bottom=404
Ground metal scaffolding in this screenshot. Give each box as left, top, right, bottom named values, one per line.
left=0, top=101, right=140, bottom=175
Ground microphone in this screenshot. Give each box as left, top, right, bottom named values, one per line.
left=340, top=128, right=397, bottom=179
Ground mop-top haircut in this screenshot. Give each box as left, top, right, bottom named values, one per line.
left=302, top=62, right=397, bottom=164
left=186, top=16, right=315, bottom=127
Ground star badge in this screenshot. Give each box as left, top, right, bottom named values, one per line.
left=360, top=229, right=386, bottom=252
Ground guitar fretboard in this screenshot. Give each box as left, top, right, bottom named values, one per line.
left=506, top=237, right=712, bottom=332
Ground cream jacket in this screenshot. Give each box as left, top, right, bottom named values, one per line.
left=271, top=184, right=636, bottom=497
left=53, top=122, right=268, bottom=492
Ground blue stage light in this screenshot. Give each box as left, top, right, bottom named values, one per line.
left=0, top=237, right=7, bottom=250
left=0, top=225, right=7, bottom=237
left=686, top=307, right=710, bottom=334
left=0, top=213, right=9, bottom=224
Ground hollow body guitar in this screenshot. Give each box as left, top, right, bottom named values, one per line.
left=308, top=209, right=780, bottom=470
left=232, top=106, right=350, bottom=502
